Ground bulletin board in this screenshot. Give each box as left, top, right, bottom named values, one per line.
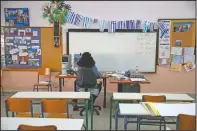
left=2, top=27, right=62, bottom=72
left=158, top=19, right=196, bottom=72
left=3, top=26, right=41, bottom=68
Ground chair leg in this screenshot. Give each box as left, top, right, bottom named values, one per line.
left=93, top=105, right=102, bottom=110
left=33, top=86, right=35, bottom=92
left=80, top=108, right=85, bottom=116
left=93, top=108, right=100, bottom=116
left=36, top=86, right=38, bottom=92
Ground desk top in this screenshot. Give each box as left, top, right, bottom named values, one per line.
left=113, top=93, right=195, bottom=102
left=1, top=117, right=84, bottom=130
left=119, top=103, right=196, bottom=117
left=11, top=92, right=90, bottom=100
left=109, top=77, right=150, bottom=84
left=55, top=72, right=108, bottom=79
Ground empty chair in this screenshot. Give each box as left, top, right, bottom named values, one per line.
left=138, top=95, right=166, bottom=130
left=33, top=68, right=52, bottom=92
left=17, top=124, right=57, bottom=130
left=176, top=114, right=196, bottom=130
left=41, top=99, right=72, bottom=118
left=5, top=98, right=40, bottom=118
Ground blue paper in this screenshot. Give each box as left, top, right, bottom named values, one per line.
left=172, top=55, right=183, bottom=64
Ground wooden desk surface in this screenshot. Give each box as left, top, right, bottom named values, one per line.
left=1, top=117, right=84, bottom=130
left=55, top=72, right=109, bottom=79
left=109, top=77, right=150, bottom=84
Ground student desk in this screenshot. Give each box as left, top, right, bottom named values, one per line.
left=55, top=72, right=109, bottom=108
left=1, top=117, right=84, bottom=130
left=119, top=103, right=195, bottom=130
left=109, top=92, right=194, bottom=130
left=11, top=92, right=92, bottom=131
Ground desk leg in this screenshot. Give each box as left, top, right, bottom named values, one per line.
left=63, top=78, right=64, bottom=86
left=91, top=96, right=94, bottom=130
left=118, top=84, right=123, bottom=92
left=109, top=96, right=113, bottom=130
left=59, top=78, right=62, bottom=92
left=85, top=100, right=89, bottom=131
left=103, top=78, right=107, bottom=108
left=115, top=101, right=119, bottom=130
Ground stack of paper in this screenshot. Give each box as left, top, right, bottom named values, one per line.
left=130, top=78, right=146, bottom=81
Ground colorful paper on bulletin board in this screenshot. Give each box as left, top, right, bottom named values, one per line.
left=4, top=8, right=30, bottom=26
left=184, top=62, right=195, bottom=72
left=171, top=62, right=182, bottom=72
left=159, top=58, right=170, bottom=67
left=184, top=55, right=195, bottom=63
left=172, top=55, right=183, bottom=64
left=171, top=47, right=182, bottom=55
left=159, top=20, right=171, bottom=44
left=173, top=22, right=193, bottom=32
left=184, top=47, right=194, bottom=55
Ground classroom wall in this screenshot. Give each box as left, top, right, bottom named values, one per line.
left=1, top=1, right=196, bottom=93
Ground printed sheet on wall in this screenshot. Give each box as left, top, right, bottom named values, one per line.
left=4, top=8, right=30, bottom=26
left=158, top=20, right=171, bottom=67
left=3, top=27, right=41, bottom=68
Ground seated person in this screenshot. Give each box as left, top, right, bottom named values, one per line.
left=73, top=52, right=102, bottom=110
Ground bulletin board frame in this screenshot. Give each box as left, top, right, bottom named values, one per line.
left=158, top=19, right=196, bottom=65
left=2, top=26, right=42, bottom=69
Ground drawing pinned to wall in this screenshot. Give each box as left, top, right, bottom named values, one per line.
left=172, top=55, right=183, bottom=64
left=175, top=40, right=182, bottom=46
left=4, top=8, right=30, bottom=26
left=184, top=55, right=195, bottom=63
left=3, top=27, right=41, bottom=68
left=159, top=45, right=170, bottom=58
left=171, top=62, right=182, bottom=72
left=173, top=22, right=192, bottom=32
left=171, top=47, right=182, bottom=55
left=159, top=58, right=170, bottom=67
left=184, top=62, right=195, bottom=72
left=184, top=47, right=194, bottom=55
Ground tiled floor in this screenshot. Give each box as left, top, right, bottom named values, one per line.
left=1, top=92, right=195, bottom=130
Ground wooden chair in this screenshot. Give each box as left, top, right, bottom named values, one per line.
left=138, top=95, right=166, bottom=130
left=17, top=124, right=57, bottom=130
left=33, top=68, right=52, bottom=92
left=176, top=114, right=196, bottom=130
left=41, top=99, right=72, bottom=118
left=5, top=98, right=40, bottom=118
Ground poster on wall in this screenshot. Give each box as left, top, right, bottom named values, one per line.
left=3, top=27, right=41, bottom=68
left=4, top=8, right=30, bottom=26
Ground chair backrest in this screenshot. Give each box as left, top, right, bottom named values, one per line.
left=5, top=98, right=32, bottom=117
left=17, top=124, right=57, bottom=130
left=37, top=68, right=51, bottom=82
left=41, top=99, right=68, bottom=114
left=142, top=95, right=166, bottom=102
left=176, top=114, right=196, bottom=130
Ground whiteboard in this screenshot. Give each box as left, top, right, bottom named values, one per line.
left=68, top=31, right=158, bottom=72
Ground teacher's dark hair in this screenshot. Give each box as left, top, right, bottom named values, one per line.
left=77, top=52, right=95, bottom=68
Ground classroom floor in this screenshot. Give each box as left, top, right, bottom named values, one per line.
left=1, top=92, right=196, bottom=130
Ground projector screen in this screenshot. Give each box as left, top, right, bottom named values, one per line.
left=67, top=30, right=158, bottom=73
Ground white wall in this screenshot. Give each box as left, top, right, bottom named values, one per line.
left=1, top=1, right=195, bottom=45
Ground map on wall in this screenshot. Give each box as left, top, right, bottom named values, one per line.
left=4, top=8, right=30, bottom=26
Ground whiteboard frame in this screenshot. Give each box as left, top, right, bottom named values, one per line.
left=66, top=29, right=159, bottom=73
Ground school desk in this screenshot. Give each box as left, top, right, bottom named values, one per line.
left=1, top=117, right=84, bottom=130
left=119, top=103, right=195, bottom=130
left=55, top=72, right=109, bottom=108
left=11, top=92, right=92, bottom=131
left=109, top=92, right=194, bottom=130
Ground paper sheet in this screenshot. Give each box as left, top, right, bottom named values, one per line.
left=130, top=78, right=146, bottom=81
left=11, top=55, right=18, bottom=60
left=184, top=47, right=194, bottom=55
left=33, top=31, right=38, bottom=36
left=184, top=62, right=196, bottom=72
left=159, top=45, right=170, bottom=58
left=184, top=55, right=195, bottom=63
left=31, top=40, right=39, bottom=43
left=172, top=55, right=183, bottom=64
left=159, top=58, right=170, bottom=67
left=171, top=62, right=182, bottom=72
left=171, top=47, right=182, bottom=55
left=9, top=48, right=19, bottom=54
